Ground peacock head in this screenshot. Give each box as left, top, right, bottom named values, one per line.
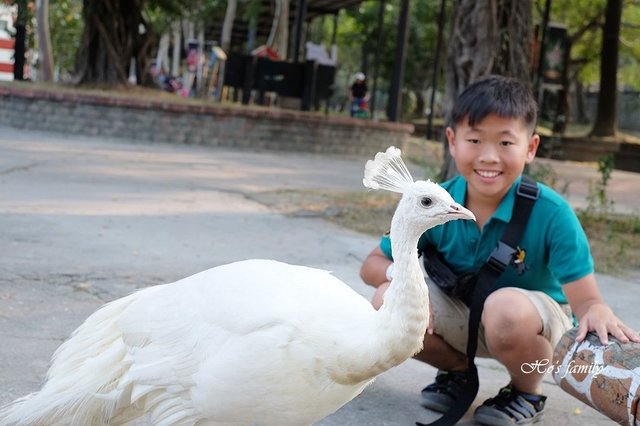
left=363, top=147, right=475, bottom=231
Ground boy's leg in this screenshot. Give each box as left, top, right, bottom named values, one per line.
left=482, top=288, right=550, bottom=394
left=481, top=288, right=573, bottom=395
left=415, top=276, right=493, bottom=360
left=413, top=273, right=573, bottom=420
left=415, top=278, right=483, bottom=413
left=413, top=332, right=467, bottom=371
left=413, top=274, right=493, bottom=368
left=473, top=288, right=572, bottom=424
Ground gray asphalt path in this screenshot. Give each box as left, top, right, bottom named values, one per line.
left=1, top=125, right=637, bottom=425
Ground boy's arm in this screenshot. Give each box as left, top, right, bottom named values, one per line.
left=360, top=246, right=393, bottom=287
left=563, top=272, right=640, bottom=344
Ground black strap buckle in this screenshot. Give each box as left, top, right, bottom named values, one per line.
left=516, top=179, right=540, bottom=201
left=487, top=241, right=515, bottom=274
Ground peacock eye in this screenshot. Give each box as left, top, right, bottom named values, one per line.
left=420, top=197, right=433, bottom=207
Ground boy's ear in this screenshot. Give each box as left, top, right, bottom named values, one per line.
left=526, top=133, right=540, bottom=163
left=445, top=127, right=457, bottom=157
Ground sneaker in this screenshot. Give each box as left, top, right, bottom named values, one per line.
left=473, top=384, right=546, bottom=425
left=420, top=370, right=468, bottom=413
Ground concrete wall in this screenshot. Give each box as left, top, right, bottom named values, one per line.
left=0, top=84, right=413, bottom=157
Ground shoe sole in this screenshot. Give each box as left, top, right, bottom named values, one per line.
left=473, top=410, right=544, bottom=426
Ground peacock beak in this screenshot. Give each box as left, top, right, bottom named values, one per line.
left=447, top=203, right=476, bottom=221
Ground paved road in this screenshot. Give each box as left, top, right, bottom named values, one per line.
left=0, top=125, right=637, bottom=425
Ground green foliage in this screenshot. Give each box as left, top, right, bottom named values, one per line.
left=572, top=154, right=640, bottom=274
left=618, top=1, right=640, bottom=89
left=404, top=0, right=443, bottom=93
left=43, top=0, right=640, bottom=99
left=144, top=0, right=264, bottom=52
left=47, top=0, right=82, bottom=79
left=144, top=0, right=226, bottom=34
left=334, top=0, right=444, bottom=119
left=241, top=0, right=262, bottom=28
left=588, top=154, right=615, bottom=214
left=535, top=0, right=640, bottom=90
left=572, top=154, right=616, bottom=273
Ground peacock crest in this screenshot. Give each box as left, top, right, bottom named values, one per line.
left=362, top=146, right=414, bottom=194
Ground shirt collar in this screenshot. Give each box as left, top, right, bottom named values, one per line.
left=450, top=175, right=523, bottom=224
left=494, top=177, right=521, bottom=223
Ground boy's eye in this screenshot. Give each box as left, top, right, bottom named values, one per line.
left=467, top=139, right=479, bottom=144
left=500, top=140, right=514, bottom=146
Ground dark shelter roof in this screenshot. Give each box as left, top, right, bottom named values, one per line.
left=306, top=0, right=365, bottom=16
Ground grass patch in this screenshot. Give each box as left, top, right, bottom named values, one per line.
left=578, top=213, right=640, bottom=275
left=252, top=189, right=399, bottom=236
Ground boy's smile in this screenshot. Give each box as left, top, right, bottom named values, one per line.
left=447, top=113, right=539, bottom=207
left=476, top=170, right=502, bottom=180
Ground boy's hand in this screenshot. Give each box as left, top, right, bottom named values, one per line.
left=576, top=302, right=640, bottom=345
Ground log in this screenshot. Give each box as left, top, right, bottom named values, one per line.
left=552, top=328, right=640, bottom=425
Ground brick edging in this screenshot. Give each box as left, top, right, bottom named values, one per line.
left=0, top=84, right=414, bottom=133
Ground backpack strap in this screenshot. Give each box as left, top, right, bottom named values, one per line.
left=417, top=175, right=539, bottom=426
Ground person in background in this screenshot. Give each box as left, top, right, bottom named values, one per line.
left=349, top=72, right=369, bottom=118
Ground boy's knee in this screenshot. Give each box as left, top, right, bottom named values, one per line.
left=482, top=289, right=542, bottom=343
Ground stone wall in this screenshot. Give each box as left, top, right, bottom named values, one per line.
left=539, top=134, right=640, bottom=173
left=0, top=84, right=413, bottom=157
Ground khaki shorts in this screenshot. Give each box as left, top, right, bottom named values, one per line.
left=423, top=268, right=574, bottom=358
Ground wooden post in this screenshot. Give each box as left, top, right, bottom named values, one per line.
left=301, top=60, right=317, bottom=111
left=552, top=328, right=640, bottom=425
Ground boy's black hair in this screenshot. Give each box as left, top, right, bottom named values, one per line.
left=449, top=75, right=538, bottom=133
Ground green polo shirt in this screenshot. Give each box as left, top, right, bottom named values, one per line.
left=380, top=175, right=594, bottom=304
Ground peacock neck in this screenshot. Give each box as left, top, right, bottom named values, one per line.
left=329, top=212, right=430, bottom=386
left=377, top=214, right=431, bottom=357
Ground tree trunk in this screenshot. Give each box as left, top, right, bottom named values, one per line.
left=36, top=0, right=54, bottom=82
left=590, top=0, right=622, bottom=137
left=216, top=0, right=237, bottom=101
left=415, top=90, right=425, bottom=118
left=220, top=0, right=237, bottom=53
left=440, top=0, right=533, bottom=181
left=171, top=20, right=181, bottom=77
left=13, top=0, right=28, bottom=81
left=267, top=0, right=289, bottom=58
left=74, top=0, right=157, bottom=86
left=155, top=32, right=170, bottom=74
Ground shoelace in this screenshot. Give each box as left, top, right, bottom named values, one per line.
left=424, top=371, right=468, bottom=396
left=484, top=385, right=545, bottom=420
left=489, top=385, right=516, bottom=407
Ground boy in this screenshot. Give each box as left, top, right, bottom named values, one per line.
left=359, top=75, right=640, bottom=425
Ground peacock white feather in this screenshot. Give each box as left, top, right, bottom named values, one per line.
left=0, top=147, right=474, bottom=426
left=362, top=146, right=414, bottom=193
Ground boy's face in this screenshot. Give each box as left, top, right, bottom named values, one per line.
left=446, top=113, right=539, bottom=203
